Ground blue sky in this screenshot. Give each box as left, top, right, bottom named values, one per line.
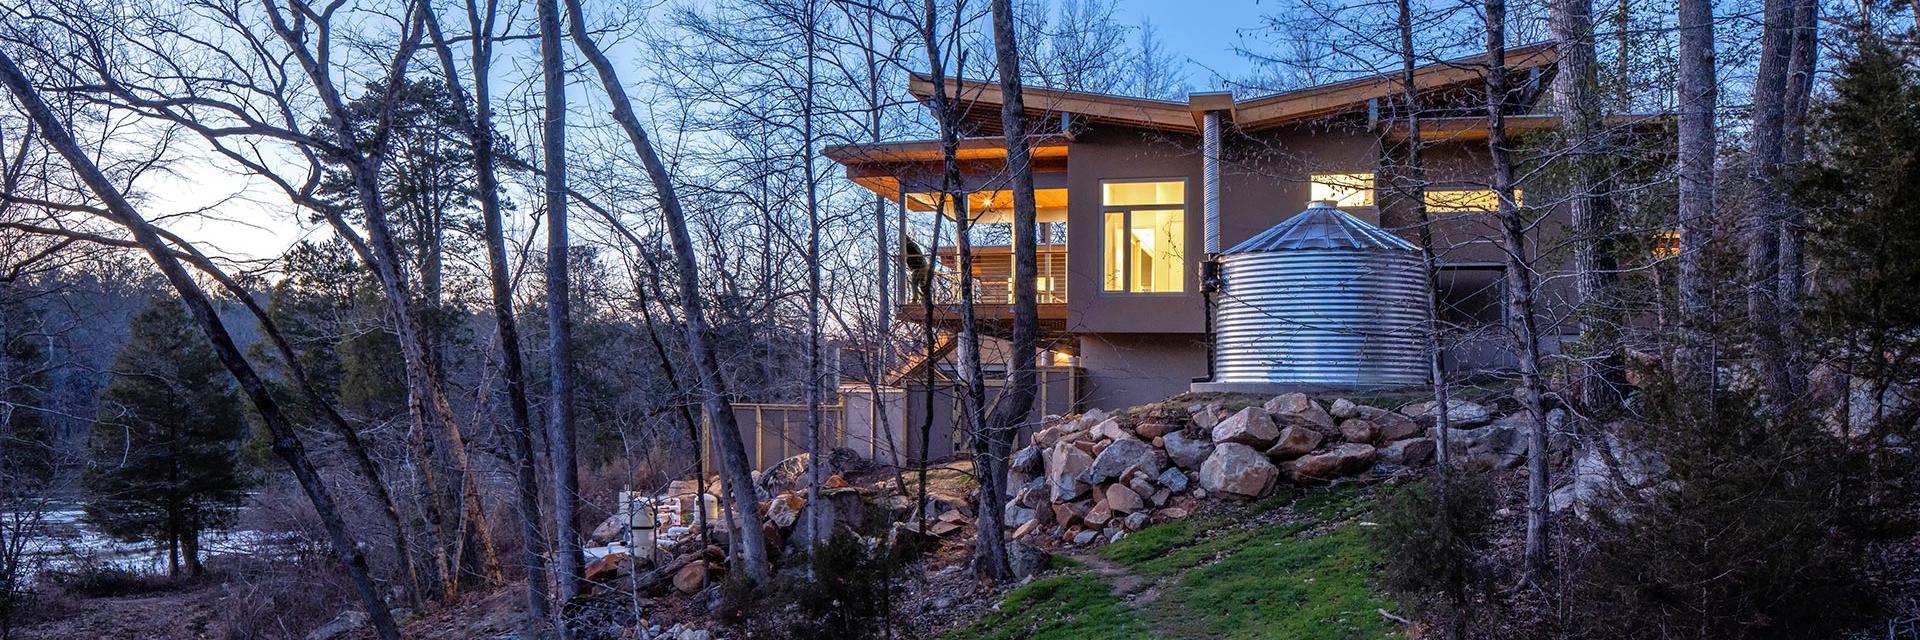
left=1122, top=0, right=1267, bottom=86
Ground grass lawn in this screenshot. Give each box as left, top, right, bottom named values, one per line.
left=942, top=572, right=1153, bottom=640
left=951, top=484, right=1400, bottom=639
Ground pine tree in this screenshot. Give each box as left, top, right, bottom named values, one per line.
left=1798, top=34, right=1920, bottom=434
left=83, top=295, right=251, bottom=578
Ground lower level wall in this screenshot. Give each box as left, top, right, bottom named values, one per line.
left=1077, top=333, right=1209, bottom=410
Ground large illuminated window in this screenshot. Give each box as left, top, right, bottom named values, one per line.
left=1310, top=173, right=1375, bottom=208
left=1424, top=188, right=1524, bottom=213
left=1102, top=180, right=1186, bottom=293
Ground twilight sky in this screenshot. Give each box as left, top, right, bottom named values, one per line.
left=145, top=0, right=1272, bottom=264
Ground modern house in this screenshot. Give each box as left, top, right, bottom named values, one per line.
left=824, top=43, right=1587, bottom=427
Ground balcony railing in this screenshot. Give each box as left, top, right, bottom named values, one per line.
left=901, top=244, right=1068, bottom=306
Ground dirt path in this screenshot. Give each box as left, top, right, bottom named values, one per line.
left=1066, top=552, right=1194, bottom=637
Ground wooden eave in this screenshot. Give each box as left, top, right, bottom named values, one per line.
left=825, top=135, right=1070, bottom=197
left=1234, top=42, right=1559, bottom=130
left=909, top=74, right=1198, bottom=133
left=902, top=43, right=1560, bottom=135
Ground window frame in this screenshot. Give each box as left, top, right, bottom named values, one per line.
left=1099, top=177, right=1189, bottom=295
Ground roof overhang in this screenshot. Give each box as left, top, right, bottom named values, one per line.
left=823, top=135, right=1071, bottom=197
left=905, top=42, right=1561, bottom=134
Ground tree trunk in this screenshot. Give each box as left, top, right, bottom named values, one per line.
left=535, top=0, right=585, bottom=619
left=0, top=49, right=401, bottom=640
left=1674, top=0, right=1719, bottom=392
left=1550, top=0, right=1625, bottom=412
left=1777, top=0, right=1818, bottom=377
left=420, top=0, right=552, bottom=623
left=979, top=0, right=1038, bottom=582
left=1397, top=0, right=1454, bottom=467
left=1746, top=0, right=1796, bottom=414
left=560, top=0, right=772, bottom=584
left=802, top=0, right=828, bottom=567
left=1481, top=3, right=1554, bottom=577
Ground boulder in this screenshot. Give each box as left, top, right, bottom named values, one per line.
left=789, top=489, right=863, bottom=548
left=1093, top=418, right=1135, bottom=442
left=767, top=493, right=805, bottom=529
left=673, top=562, right=708, bottom=594
left=756, top=448, right=866, bottom=495
left=1051, top=503, right=1082, bottom=528
left=1126, top=475, right=1157, bottom=501
left=1151, top=488, right=1170, bottom=506
left=1009, top=541, right=1053, bottom=579
left=1338, top=418, right=1378, bottom=444
left=1266, top=393, right=1335, bottom=430
left=1550, top=430, right=1669, bottom=517
left=1400, top=399, right=1493, bottom=428
left=589, top=514, right=625, bottom=544
left=1011, top=445, right=1045, bottom=475
left=1163, top=431, right=1215, bottom=470
left=1283, top=443, right=1377, bottom=483
left=1136, top=418, right=1182, bottom=439
left=584, top=552, right=630, bottom=583
left=1072, top=529, right=1099, bottom=546
left=1159, top=507, right=1190, bottom=520
left=305, top=611, right=368, bottom=640
left=1157, top=467, right=1190, bottom=494
left=1106, top=484, right=1146, bottom=513
left=1005, top=506, right=1037, bottom=529
left=1085, top=500, right=1114, bottom=527
left=1365, top=407, right=1423, bottom=442
left=1379, top=437, right=1436, bottom=466
left=1264, top=426, right=1323, bottom=461
left=1088, top=438, right=1159, bottom=484
left=1189, top=402, right=1225, bottom=430
left=1328, top=398, right=1360, bottom=420
left=667, top=479, right=703, bottom=497
left=1211, top=407, right=1281, bottom=448
left=1045, top=440, right=1096, bottom=501
left=1123, top=511, right=1150, bottom=531
left=1199, top=443, right=1280, bottom=498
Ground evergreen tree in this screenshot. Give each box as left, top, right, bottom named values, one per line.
left=83, top=295, right=251, bottom=578
left=1798, top=34, right=1920, bottom=432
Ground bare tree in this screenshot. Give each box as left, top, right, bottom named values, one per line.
left=1674, top=0, right=1719, bottom=391
left=561, top=0, right=774, bottom=584
left=419, top=0, right=551, bottom=626
left=0, top=47, right=401, bottom=640
left=535, top=0, right=585, bottom=618
left=1745, top=0, right=1798, bottom=414
left=1550, top=0, right=1625, bottom=411
left=976, top=0, right=1038, bottom=582
left=1480, top=0, right=1553, bottom=577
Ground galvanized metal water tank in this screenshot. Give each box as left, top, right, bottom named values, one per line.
left=1197, top=201, right=1431, bottom=391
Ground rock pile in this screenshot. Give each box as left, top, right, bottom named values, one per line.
left=1002, top=394, right=1537, bottom=548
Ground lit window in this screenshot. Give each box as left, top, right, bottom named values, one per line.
left=1424, top=188, right=1523, bottom=213
left=1101, top=180, right=1186, bottom=293
left=1653, top=228, right=1681, bottom=259
left=1310, top=173, right=1375, bottom=208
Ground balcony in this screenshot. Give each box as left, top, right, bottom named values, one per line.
left=896, top=244, right=1070, bottom=329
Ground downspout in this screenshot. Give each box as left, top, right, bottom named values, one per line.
left=1195, top=96, right=1228, bottom=384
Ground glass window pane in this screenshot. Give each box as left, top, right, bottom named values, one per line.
left=1310, top=173, right=1375, bottom=208
left=1103, top=212, right=1124, bottom=291
left=1128, top=208, right=1184, bottom=293
left=1424, top=188, right=1524, bottom=213
left=1102, top=180, right=1185, bottom=207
